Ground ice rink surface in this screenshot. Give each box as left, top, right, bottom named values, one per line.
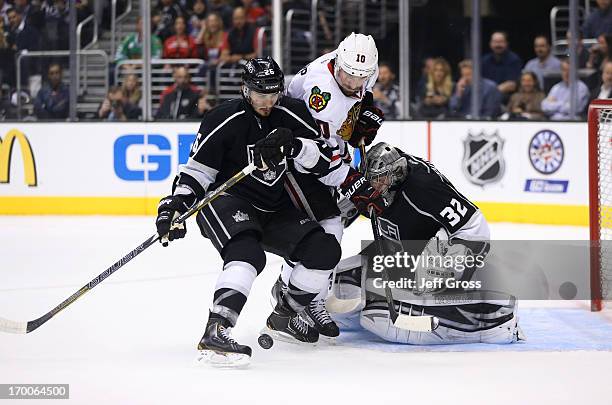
left=1, top=216, right=611, bottom=405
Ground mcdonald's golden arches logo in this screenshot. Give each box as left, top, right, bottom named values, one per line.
left=0, top=129, right=37, bottom=186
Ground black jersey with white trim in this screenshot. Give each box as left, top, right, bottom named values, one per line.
left=377, top=151, right=479, bottom=242
left=173, top=96, right=327, bottom=212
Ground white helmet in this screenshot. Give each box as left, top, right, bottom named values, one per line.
left=335, top=32, right=378, bottom=78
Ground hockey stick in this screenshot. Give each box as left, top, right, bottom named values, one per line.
left=0, top=163, right=257, bottom=334
left=358, top=143, right=439, bottom=333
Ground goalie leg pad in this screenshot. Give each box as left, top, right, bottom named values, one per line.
left=360, top=296, right=521, bottom=345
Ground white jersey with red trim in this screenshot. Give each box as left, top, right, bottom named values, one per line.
left=287, top=51, right=378, bottom=186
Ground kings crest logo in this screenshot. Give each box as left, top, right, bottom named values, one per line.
left=528, top=130, right=564, bottom=174
left=462, top=131, right=505, bottom=186
left=232, top=210, right=250, bottom=222
left=308, top=86, right=331, bottom=112
left=246, top=144, right=286, bottom=186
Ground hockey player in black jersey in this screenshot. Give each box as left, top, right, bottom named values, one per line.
left=154, top=57, right=385, bottom=365
left=331, top=142, right=524, bottom=345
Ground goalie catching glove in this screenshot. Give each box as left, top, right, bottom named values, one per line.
left=156, top=193, right=197, bottom=246
left=340, top=168, right=388, bottom=216
left=253, top=128, right=302, bottom=169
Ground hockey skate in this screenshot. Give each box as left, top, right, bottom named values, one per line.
left=270, top=274, right=287, bottom=307
left=301, top=299, right=340, bottom=343
left=261, top=301, right=319, bottom=346
left=196, top=315, right=252, bottom=368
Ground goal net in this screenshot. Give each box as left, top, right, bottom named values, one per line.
left=589, top=100, right=612, bottom=311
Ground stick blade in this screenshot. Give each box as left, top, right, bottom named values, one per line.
left=393, top=314, right=439, bottom=332
left=0, top=317, right=28, bottom=334
left=325, top=295, right=362, bottom=314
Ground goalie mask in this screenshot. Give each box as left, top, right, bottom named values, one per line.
left=366, top=142, right=408, bottom=200
left=334, top=32, right=378, bottom=94
left=242, top=56, right=284, bottom=116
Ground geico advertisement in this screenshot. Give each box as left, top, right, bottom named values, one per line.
left=0, top=123, right=199, bottom=197
left=429, top=121, right=588, bottom=206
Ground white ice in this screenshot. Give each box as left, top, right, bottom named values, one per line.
left=0, top=216, right=610, bottom=405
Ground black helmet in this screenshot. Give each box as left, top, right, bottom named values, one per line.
left=242, top=56, right=284, bottom=94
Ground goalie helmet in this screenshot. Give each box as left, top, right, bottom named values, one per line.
left=334, top=32, right=378, bottom=79
left=365, top=142, right=408, bottom=198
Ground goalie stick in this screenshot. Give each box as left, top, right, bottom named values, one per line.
left=0, top=163, right=257, bottom=334
left=359, top=143, right=439, bottom=333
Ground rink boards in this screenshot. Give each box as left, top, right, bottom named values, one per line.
left=0, top=121, right=588, bottom=225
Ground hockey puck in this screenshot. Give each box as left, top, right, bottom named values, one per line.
left=258, top=334, right=274, bottom=349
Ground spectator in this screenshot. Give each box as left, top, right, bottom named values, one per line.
left=194, top=89, right=213, bottom=118
left=208, top=0, right=233, bottom=30
left=121, top=73, right=141, bottom=106
left=7, top=7, right=40, bottom=85
left=566, top=30, right=590, bottom=68
left=33, top=63, right=68, bottom=120
left=506, top=71, right=546, bottom=120
left=482, top=31, right=522, bottom=100
left=196, top=12, right=226, bottom=65
left=0, top=16, right=13, bottom=86
left=373, top=62, right=400, bottom=119
left=542, top=60, right=590, bottom=120
left=523, top=35, right=562, bottom=89
left=449, top=59, right=502, bottom=119
left=6, top=7, right=40, bottom=52
left=220, top=7, right=259, bottom=65
left=188, top=0, right=207, bottom=38
left=115, top=17, right=163, bottom=63
left=582, top=0, right=612, bottom=39
left=14, top=0, right=44, bottom=33
left=417, top=57, right=453, bottom=118
left=591, top=60, right=612, bottom=99
left=159, top=65, right=200, bottom=105
left=43, top=0, right=69, bottom=51
left=154, top=0, right=184, bottom=42
left=155, top=66, right=200, bottom=119
left=241, top=0, right=265, bottom=25
left=1, top=0, right=11, bottom=26
left=414, top=56, right=434, bottom=102
left=163, top=15, right=198, bottom=59
left=98, top=86, right=141, bottom=121
left=587, top=34, right=612, bottom=70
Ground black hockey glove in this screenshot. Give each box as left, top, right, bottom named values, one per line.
left=348, top=105, right=384, bottom=148
left=253, top=128, right=299, bottom=169
left=156, top=194, right=196, bottom=247
left=340, top=168, right=388, bottom=216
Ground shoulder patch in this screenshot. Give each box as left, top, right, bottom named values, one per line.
left=308, top=86, right=331, bottom=112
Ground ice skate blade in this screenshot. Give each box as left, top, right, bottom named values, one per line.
left=317, top=334, right=337, bottom=345
left=260, top=327, right=318, bottom=346
left=195, top=350, right=251, bottom=368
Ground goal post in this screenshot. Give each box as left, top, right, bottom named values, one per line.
left=588, top=99, right=612, bottom=311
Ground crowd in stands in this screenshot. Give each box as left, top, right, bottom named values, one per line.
left=406, top=0, right=612, bottom=121
left=0, top=0, right=610, bottom=121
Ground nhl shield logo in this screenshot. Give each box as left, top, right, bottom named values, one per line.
left=462, top=131, right=505, bottom=185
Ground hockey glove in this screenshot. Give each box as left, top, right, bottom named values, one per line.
left=253, top=128, right=300, bottom=169
left=340, top=168, right=388, bottom=216
left=156, top=194, right=196, bottom=247
left=348, top=105, right=384, bottom=148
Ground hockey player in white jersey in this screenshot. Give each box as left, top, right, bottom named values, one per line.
left=331, top=142, right=525, bottom=345
left=272, top=32, right=387, bottom=342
